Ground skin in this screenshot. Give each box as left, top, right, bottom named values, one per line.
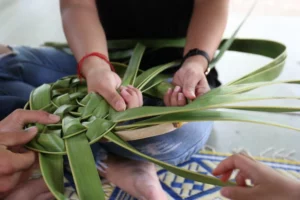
left=0, top=109, right=60, bottom=200
left=213, top=153, right=300, bottom=200
left=60, top=0, right=229, bottom=199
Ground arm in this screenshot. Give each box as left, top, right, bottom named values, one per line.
left=171, top=0, right=229, bottom=102
left=60, top=0, right=109, bottom=73
left=184, top=0, right=229, bottom=67
left=60, top=0, right=126, bottom=111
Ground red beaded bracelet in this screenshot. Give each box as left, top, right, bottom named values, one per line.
left=77, top=52, right=115, bottom=80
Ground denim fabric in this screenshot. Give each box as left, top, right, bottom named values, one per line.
left=0, top=46, right=212, bottom=165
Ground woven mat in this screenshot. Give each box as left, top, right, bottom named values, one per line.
left=63, top=151, right=300, bottom=200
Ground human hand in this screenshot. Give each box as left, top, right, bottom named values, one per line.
left=4, top=178, right=54, bottom=200
left=120, top=85, right=143, bottom=109
left=81, top=57, right=127, bottom=111
left=164, top=86, right=186, bottom=107
left=0, top=109, right=60, bottom=197
left=213, top=153, right=300, bottom=200
left=172, top=56, right=210, bottom=100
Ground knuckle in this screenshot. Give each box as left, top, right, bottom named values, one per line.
left=34, top=110, right=49, bottom=119
left=11, top=109, right=23, bottom=120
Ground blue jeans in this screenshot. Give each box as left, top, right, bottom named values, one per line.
left=0, top=46, right=213, bottom=165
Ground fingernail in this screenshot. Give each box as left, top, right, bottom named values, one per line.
left=49, top=114, right=60, bottom=121
left=174, top=86, right=181, bottom=92
left=120, top=86, right=125, bottom=91
left=189, top=90, right=196, bottom=98
left=115, top=100, right=126, bottom=111
left=128, top=85, right=134, bottom=89
left=25, top=126, right=38, bottom=134
left=167, top=88, right=172, bottom=94
left=178, top=93, right=184, bottom=101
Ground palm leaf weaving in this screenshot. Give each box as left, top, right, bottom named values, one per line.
left=25, top=5, right=300, bottom=200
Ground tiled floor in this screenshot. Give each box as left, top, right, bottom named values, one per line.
left=1, top=0, right=300, bottom=159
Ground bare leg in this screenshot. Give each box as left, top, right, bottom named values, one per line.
left=98, top=155, right=168, bottom=200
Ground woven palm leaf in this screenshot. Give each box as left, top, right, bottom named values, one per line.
left=25, top=5, right=300, bottom=200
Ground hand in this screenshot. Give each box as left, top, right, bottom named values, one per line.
left=164, top=86, right=186, bottom=107
left=172, top=56, right=210, bottom=100
left=4, top=178, right=54, bottom=200
left=82, top=57, right=127, bottom=111
left=120, top=85, right=143, bottom=109
left=213, top=153, right=300, bottom=200
left=0, top=109, right=60, bottom=197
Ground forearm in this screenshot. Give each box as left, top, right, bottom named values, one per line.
left=184, top=0, right=229, bottom=70
left=60, top=0, right=110, bottom=75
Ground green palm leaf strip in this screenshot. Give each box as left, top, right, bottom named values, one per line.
left=122, top=43, right=146, bottom=86
left=25, top=3, right=300, bottom=199
left=115, top=110, right=300, bottom=131
left=65, top=134, right=105, bottom=200
left=39, top=154, right=66, bottom=200
left=104, top=132, right=235, bottom=187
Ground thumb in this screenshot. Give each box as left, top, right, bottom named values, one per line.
left=100, top=87, right=126, bottom=111
left=183, top=74, right=199, bottom=100
left=221, top=186, right=253, bottom=200
left=0, top=127, right=38, bottom=147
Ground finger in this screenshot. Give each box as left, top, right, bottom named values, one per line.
left=171, top=86, right=181, bottom=106
left=120, top=87, right=140, bottom=109
left=0, top=127, right=38, bottom=147
left=163, top=88, right=172, bottom=106
left=4, top=178, right=50, bottom=200
left=220, top=170, right=233, bottom=182
left=182, top=74, right=199, bottom=100
left=196, top=79, right=210, bottom=97
left=113, top=72, right=122, bottom=89
left=34, top=192, right=54, bottom=200
left=213, top=154, right=259, bottom=182
left=100, top=87, right=126, bottom=111
left=0, top=151, right=36, bottom=174
left=2, top=110, right=60, bottom=130
left=177, top=93, right=186, bottom=106
left=220, top=186, right=253, bottom=200
left=236, top=171, right=247, bottom=186
left=128, top=85, right=143, bottom=106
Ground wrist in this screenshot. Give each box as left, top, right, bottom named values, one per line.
left=81, top=56, right=111, bottom=77
left=181, top=56, right=208, bottom=73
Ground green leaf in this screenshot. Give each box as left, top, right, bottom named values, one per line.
left=82, top=93, right=104, bottom=118
left=105, top=132, right=234, bottom=187
left=40, top=154, right=66, bottom=200
left=225, top=39, right=286, bottom=85
left=83, top=118, right=115, bottom=143
left=209, top=0, right=257, bottom=67
left=111, top=94, right=300, bottom=122
left=26, top=133, right=65, bottom=154
left=134, top=61, right=179, bottom=90
left=65, top=134, right=105, bottom=200
left=122, top=43, right=146, bottom=86
left=54, top=105, right=77, bottom=118
left=62, top=116, right=86, bottom=139
left=30, top=84, right=51, bottom=110
left=116, top=110, right=300, bottom=131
